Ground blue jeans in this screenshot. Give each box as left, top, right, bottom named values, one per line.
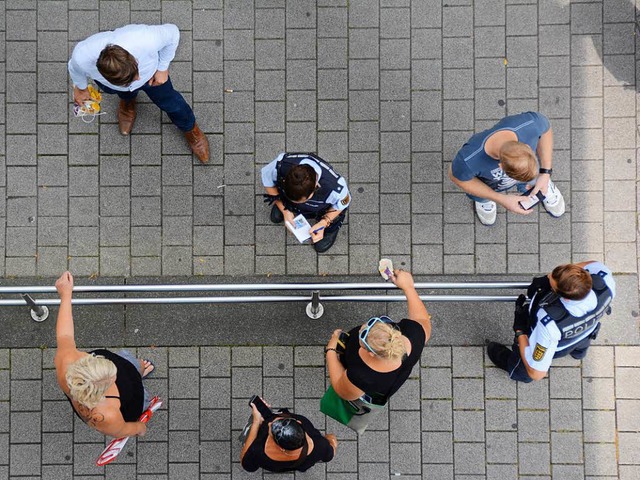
left=467, top=182, right=531, bottom=203
left=95, top=78, right=196, bottom=132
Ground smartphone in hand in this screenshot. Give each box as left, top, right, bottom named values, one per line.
left=518, top=188, right=546, bottom=211
left=249, top=395, right=275, bottom=422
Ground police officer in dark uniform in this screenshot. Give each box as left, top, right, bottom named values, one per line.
left=261, top=153, right=351, bottom=253
left=487, top=261, right=616, bottom=382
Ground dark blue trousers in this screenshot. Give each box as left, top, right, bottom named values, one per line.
left=95, top=78, right=195, bottom=132
left=506, top=323, right=601, bottom=383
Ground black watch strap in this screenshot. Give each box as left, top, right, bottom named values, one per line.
left=539, top=168, right=553, bottom=175
left=515, top=330, right=527, bottom=339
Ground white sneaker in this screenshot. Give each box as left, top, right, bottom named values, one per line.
left=475, top=200, right=497, bottom=226
left=542, top=181, right=565, bottom=218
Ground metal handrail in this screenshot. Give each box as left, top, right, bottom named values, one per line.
left=1, top=281, right=528, bottom=321
left=0, top=281, right=529, bottom=294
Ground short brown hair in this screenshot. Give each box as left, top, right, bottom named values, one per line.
left=97, top=45, right=138, bottom=86
left=282, top=165, right=317, bottom=201
left=551, top=264, right=593, bottom=300
left=499, top=141, right=538, bottom=182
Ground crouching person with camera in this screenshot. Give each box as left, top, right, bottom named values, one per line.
left=240, top=396, right=337, bottom=473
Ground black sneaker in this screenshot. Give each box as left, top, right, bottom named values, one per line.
left=270, top=205, right=284, bottom=224
left=487, top=342, right=511, bottom=371
left=313, top=228, right=339, bottom=253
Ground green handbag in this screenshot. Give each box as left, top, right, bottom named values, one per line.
left=320, top=385, right=357, bottom=425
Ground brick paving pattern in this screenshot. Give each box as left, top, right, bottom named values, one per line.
left=1, top=0, right=637, bottom=277
left=1, top=345, right=639, bottom=478
left=0, top=0, right=639, bottom=479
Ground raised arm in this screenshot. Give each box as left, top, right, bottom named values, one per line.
left=54, top=272, right=76, bottom=354
left=390, top=270, right=431, bottom=341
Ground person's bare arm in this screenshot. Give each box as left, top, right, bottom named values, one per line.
left=240, top=404, right=263, bottom=462
left=515, top=333, right=546, bottom=381
left=531, top=128, right=554, bottom=196
left=92, top=409, right=147, bottom=438
left=325, top=433, right=338, bottom=453
left=391, top=270, right=431, bottom=341
left=325, top=330, right=365, bottom=401
left=448, top=167, right=533, bottom=215
left=54, top=272, right=76, bottom=362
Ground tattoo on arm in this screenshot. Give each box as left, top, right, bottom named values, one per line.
left=88, top=413, right=105, bottom=427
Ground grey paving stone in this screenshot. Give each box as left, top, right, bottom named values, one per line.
left=10, top=411, right=40, bottom=443
left=6, top=227, right=36, bottom=257
left=100, top=216, right=130, bottom=247
left=454, top=410, right=485, bottom=442
left=615, top=347, right=640, bottom=367
left=453, top=442, right=485, bottom=475
left=453, top=378, right=484, bottom=409
left=549, top=367, right=582, bottom=399
left=486, top=431, right=517, bottom=464
left=517, top=378, right=550, bottom=409
left=293, top=366, right=325, bottom=398
left=551, top=431, right=584, bottom=464
left=518, top=442, right=550, bottom=475
left=7, top=166, right=36, bottom=197
left=485, top=398, right=517, bottom=431
left=10, top=444, right=40, bottom=476
left=584, top=443, right=618, bottom=476
left=550, top=399, right=583, bottom=432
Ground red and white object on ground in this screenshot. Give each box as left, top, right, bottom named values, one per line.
left=95, top=396, right=163, bottom=467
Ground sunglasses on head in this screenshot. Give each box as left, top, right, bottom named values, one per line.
left=359, top=316, right=395, bottom=356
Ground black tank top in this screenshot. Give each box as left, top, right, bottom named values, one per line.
left=344, top=319, right=426, bottom=400
left=67, top=349, right=144, bottom=423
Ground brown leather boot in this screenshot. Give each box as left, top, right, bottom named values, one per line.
left=117, top=99, right=136, bottom=135
left=184, top=123, right=210, bottom=163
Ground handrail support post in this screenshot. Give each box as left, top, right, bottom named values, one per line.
left=21, top=294, right=49, bottom=322
left=305, top=290, right=324, bottom=319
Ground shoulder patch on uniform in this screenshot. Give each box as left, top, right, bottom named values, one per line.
left=540, top=314, right=554, bottom=326
left=532, top=343, right=547, bottom=362
left=340, top=194, right=350, bottom=206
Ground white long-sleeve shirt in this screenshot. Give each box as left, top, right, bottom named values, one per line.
left=68, top=24, right=180, bottom=91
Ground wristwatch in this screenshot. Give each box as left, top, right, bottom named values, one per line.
left=539, top=168, right=553, bottom=175
left=515, top=330, right=527, bottom=339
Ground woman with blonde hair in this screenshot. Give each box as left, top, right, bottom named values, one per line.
left=54, top=271, right=155, bottom=436
left=323, top=269, right=431, bottom=433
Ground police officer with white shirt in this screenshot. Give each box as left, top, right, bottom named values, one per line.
left=487, top=261, right=616, bottom=382
left=261, top=153, right=351, bottom=253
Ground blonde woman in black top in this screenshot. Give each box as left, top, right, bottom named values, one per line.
left=325, top=270, right=431, bottom=403
left=54, top=271, right=155, bottom=437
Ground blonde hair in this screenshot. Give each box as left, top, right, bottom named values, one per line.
left=65, top=355, right=117, bottom=409
left=499, top=141, right=538, bottom=182
left=366, top=322, right=407, bottom=360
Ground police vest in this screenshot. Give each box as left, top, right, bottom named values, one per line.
left=275, top=153, right=344, bottom=216
left=529, top=272, right=613, bottom=351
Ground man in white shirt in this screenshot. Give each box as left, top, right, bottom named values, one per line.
left=487, top=261, right=616, bottom=382
left=69, top=24, right=209, bottom=163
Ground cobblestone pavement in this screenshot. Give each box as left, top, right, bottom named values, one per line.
left=0, top=0, right=638, bottom=277
left=0, top=345, right=639, bottom=479
left=1, top=0, right=640, bottom=479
